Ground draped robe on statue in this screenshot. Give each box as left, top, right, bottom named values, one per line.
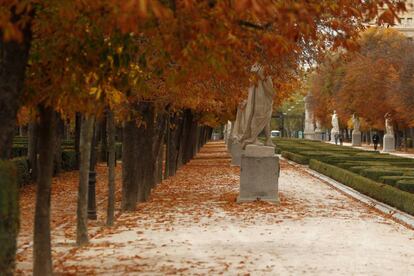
left=232, top=76, right=275, bottom=148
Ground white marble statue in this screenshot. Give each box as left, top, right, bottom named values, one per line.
left=232, top=100, right=248, bottom=142
left=385, top=112, right=394, bottom=136
left=315, top=120, right=322, bottom=132
left=331, top=111, right=340, bottom=132
left=232, top=63, right=275, bottom=149
left=330, top=110, right=340, bottom=143
left=304, top=93, right=316, bottom=140
left=352, top=114, right=360, bottom=132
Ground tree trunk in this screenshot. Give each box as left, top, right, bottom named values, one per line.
left=75, top=112, right=82, bottom=169
left=178, top=110, right=192, bottom=167
left=99, top=116, right=108, bottom=162
left=0, top=11, right=33, bottom=159
left=33, top=106, right=56, bottom=276
left=88, top=122, right=98, bottom=220
left=28, top=121, right=38, bottom=181
left=164, top=115, right=170, bottom=180
left=76, top=115, right=94, bottom=246
left=53, top=115, right=64, bottom=175
left=153, top=113, right=167, bottom=185
left=140, top=104, right=156, bottom=201
left=121, top=120, right=139, bottom=211
left=106, top=110, right=116, bottom=226
left=184, top=114, right=197, bottom=163
left=0, top=160, right=19, bottom=275
left=167, top=113, right=184, bottom=177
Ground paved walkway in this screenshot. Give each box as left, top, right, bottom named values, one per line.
left=17, top=142, right=414, bottom=275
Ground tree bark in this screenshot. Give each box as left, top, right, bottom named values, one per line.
left=106, top=110, right=116, bottom=226
left=33, top=106, right=56, bottom=276
left=76, top=115, right=94, bottom=246
left=99, top=116, right=108, bottom=162
left=0, top=10, right=33, bottom=159
left=75, top=112, right=82, bottom=169
left=87, top=122, right=98, bottom=220
left=28, top=121, right=38, bottom=181
left=178, top=109, right=192, bottom=167
left=153, top=112, right=167, bottom=186
left=183, top=112, right=197, bottom=163
left=53, top=115, right=64, bottom=175
left=164, top=115, right=171, bottom=180
left=121, top=120, right=139, bottom=211
left=140, top=104, right=155, bottom=201
left=167, top=113, right=184, bottom=177
left=0, top=160, right=19, bottom=275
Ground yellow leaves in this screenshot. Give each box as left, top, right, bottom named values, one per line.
left=89, top=86, right=102, bottom=100
left=107, top=55, right=114, bottom=68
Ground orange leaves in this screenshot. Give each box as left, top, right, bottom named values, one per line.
left=0, top=0, right=34, bottom=41
left=235, top=0, right=275, bottom=15
left=311, top=27, right=414, bottom=129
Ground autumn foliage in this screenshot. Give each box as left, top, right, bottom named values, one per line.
left=310, top=27, right=414, bottom=129
left=0, top=0, right=409, bottom=275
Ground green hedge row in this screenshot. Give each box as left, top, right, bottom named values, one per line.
left=274, top=138, right=414, bottom=192
left=309, top=160, right=414, bottom=216
left=11, top=139, right=75, bottom=158
left=10, top=150, right=77, bottom=187
left=281, top=151, right=309, bottom=165
left=0, top=160, right=19, bottom=274
left=9, top=143, right=122, bottom=186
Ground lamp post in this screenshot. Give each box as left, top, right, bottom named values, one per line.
left=88, top=124, right=98, bottom=220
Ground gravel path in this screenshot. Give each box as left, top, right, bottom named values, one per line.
left=17, top=141, right=414, bottom=275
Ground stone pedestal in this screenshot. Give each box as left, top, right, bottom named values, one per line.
left=352, top=131, right=362, bottom=146
left=331, top=129, right=339, bottom=143
left=383, top=134, right=395, bottom=152
left=237, top=145, right=279, bottom=204
left=231, top=143, right=244, bottom=166
left=304, top=131, right=315, bottom=140
left=227, top=138, right=234, bottom=153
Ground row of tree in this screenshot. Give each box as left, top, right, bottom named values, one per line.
left=310, top=27, right=414, bottom=132
left=0, top=1, right=406, bottom=275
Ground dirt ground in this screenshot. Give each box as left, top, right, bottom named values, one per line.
left=16, top=141, right=414, bottom=275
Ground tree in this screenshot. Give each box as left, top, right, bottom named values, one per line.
left=0, top=1, right=409, bottom=274
left=311, top=27, right=414, bottom=130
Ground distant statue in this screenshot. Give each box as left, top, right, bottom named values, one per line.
left=331, top=110, right=340, bottom=144
left=224, top=121, right=233, bottom=143
left=352, top=114, right=360, bottom=132
left=384, top=112, right=394, bottom=136
left=315, top=120, right=322, bottom=131
left=331, top=110, right=340, bottom=132
left=232, top=100, right=248, bottom=142
left=233, top=63, right=275, bottom=148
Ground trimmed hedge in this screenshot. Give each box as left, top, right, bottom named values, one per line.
left=11, top=145, right=28, bottom=158
left=11, top=158, right=30, bottom=186
left=8, top=150, right=77, bottom=187
left=281, top=151, right=309, bottom=165
left=310, top=160, right=414, bottom=216
left=115, top=142, right=122, bottom=160
left=396, top=179, right=414, bottom=193
left=379, top=176, right=414, bottom=186
left=336, top=161, right=391, bottom=170
left=404, top=171, right=414, bottom=176
left=0, top=160, right=19, bottom=274
left=62, top=150, right=77, bottom=171
left=359, top=168, right=405, bottom=181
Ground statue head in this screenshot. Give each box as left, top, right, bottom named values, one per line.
left=384, top=112, right=392, bottom=119
left=250, top=63, right=264, bottom=78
